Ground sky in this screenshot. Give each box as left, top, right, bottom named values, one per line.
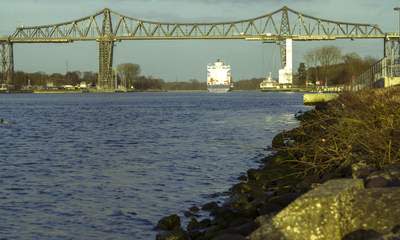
left=0, top=0, right=399, bottom=81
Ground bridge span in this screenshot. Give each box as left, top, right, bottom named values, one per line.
left=0, top=6, right=398, bottom=90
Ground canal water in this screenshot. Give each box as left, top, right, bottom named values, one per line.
left=0, top=92, right=310, bottom=239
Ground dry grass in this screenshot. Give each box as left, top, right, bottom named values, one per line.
left=275, top=87, right=400, bottom=179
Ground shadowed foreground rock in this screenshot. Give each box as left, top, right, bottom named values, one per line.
left=250, top=179, right=400, bottom=240
left=156, top=228, right=189, bottom=240
left=156, top=214, right=181, bottom=231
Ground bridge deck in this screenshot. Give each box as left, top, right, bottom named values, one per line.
left=7, top=7, right=387, bottom=43
left=1, top=7, right=398, bottom=43
left=1, top=34, right=395, bottom=44
left=0, top=37, right=9, bottom=43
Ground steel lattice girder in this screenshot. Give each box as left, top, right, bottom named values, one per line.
left=10, top=6, right=386, bottom=42
left=98, top=40, right=114, bottom=89
left=97, top=9, right=114, bottom=90
left=0, top=43, right=14, bottom=84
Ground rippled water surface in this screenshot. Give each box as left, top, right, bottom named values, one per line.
left=0, top=92, right=310, bottom=239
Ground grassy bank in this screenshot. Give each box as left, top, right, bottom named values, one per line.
left=156, top=86, right=400, bottom=240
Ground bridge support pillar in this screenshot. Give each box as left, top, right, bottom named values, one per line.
left=97, top=8, right=115, bottom=91
left=278, top=39, right=293, bottom=85
left=98, top=40, right=114, bottom=90
left=1, top=42, right=14, bottom=86
left=279, top=41, right=287, bottom=68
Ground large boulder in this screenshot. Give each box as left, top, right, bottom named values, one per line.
left=156, top=214, right=181, bottom=231
left=347, top=188, right=400, bottom=233
left=202, top=202, right=219, bottom=211
left=156, top=228, right=189, bottom=240
left=250, top=178, right=400, bottom=240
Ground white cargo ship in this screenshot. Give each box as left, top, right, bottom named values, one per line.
left=207, top=59, right=233, bottom=93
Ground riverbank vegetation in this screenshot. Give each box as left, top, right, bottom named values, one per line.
left=278, top=87, right=400, bottom=178
left=156, top=86, right=400, bottom=239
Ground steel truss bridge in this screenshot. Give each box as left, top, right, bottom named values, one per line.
left=0, top=6, right=399, bottom=89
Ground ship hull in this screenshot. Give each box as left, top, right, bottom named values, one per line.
left=207, top=85, right=231, bottom=93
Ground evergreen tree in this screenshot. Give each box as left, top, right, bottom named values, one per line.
left=297, top=62, right=307, bottom=86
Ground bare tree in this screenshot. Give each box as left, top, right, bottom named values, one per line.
left=304, top=49, right=320, bottom=84
left=117, top=63, right=141, bottom=89
left=316, top=46, right=342, bottom=86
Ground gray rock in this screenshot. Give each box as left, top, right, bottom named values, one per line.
left=342, top=229, right=383, bottom=240
left=346, top=188, right=400, bottom=234
left=183, top=210, right=197, bottom=218
left=250, top=178, right=400, bottom=240
left=384, top=164, right=400, bottom=179
left=202, top=202, right=219, bottom=211
left=257, top=202, right=282, bottom=215
left=189, top=206, right=200, bottom=213
left=231, top=221, right=259, bottom=236
left=388, top=179, right=400, bottom=187
left=365, top=176, right=389, bottom=188
left=187, top=218, right=211, bottom=231
left=367, top=171, right=392, bottom=181
left=352, top=162, right=375, bottom=179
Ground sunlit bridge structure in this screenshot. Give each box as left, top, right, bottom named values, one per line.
left=0, top=6, right=399, bottom=90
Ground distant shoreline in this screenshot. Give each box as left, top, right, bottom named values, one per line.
left=0, top=88, right=315, bottom=94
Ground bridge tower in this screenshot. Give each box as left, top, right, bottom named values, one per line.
left=279, top=7, right=290, bottom=67
left=278, top=7, right=293, bottom=85
left=0, top=42, right=14, bottom=85
left=98, top=8, right=115, bottom=90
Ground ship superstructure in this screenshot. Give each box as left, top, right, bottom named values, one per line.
left=207, top=59, right=232, bottom=93
left=260, top=72, right=279, bottom=91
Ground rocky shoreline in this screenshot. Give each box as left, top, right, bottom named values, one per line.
left=156, top=87, right=400, bottom=240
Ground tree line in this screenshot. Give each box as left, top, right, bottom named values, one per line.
left=116, top=63, right=207, bottom=91
left=298, top=46, right=377, bottom=86
left=11, top=71, right=98, bottom=88
left=3, top=48, right=377, bottom=90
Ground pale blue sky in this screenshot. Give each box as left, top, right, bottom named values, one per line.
left=0, top=0, right=399, bottom=81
